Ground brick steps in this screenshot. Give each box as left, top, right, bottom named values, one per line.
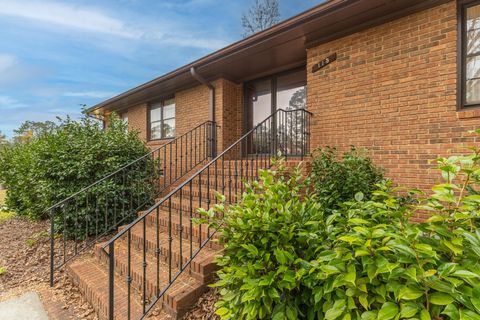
left=65, top=158, right=308, bottom=319
left=67, top=257, right=167, bottom=320
left=168, top=185, right=235, bottom=201
left=156, top=194, right=229, bottom=216
left=139, top=208, right=221, bottom=244
left=95, top=241, right=208, bottom=319
left=121, top=222, right=221, bottom=283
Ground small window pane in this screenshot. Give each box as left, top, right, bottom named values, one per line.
left=163, top=104, right=175, bottom=119
left=276, top=69, right=306, bottom=111
left=151, top=122, right=162, bottom=140
left=250, top=79, right=272, bottom=127
left=163, top=118, right=175, bottom=138
left=467, top=56, right=480, bottom=80
left=467, top=79, right=480, bottom=105
left=467, top=5, right=480, bottom=54
left=150, top=105, right=161, bottom=122
left=164, top=98, right=175, bottom=107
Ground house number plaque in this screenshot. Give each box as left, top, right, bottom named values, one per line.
left=312, top=53, right=337, bottom=73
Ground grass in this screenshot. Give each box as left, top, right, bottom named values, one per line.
left=0, top=189, right=5, bottom=205
left=0, top=189, right=15, bottom=223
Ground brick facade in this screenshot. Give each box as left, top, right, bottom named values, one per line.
left=119, top=78, right=244, bottom=153
left=307, top=0, right=479, bottom=194
left=115, top=0, right=480, bottom=201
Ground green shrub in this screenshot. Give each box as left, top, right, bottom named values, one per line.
left=206, top=151, right=480, bottom=319
left=200, top=160, right=323, bottom=319
left=0, top=114, right=157, bottom=238
left=310, top=147, right=384, bottom=209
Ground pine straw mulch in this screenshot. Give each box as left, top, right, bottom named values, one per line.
left=0, top=216, right=97, bottom=319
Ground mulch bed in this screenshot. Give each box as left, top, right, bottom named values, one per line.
left=183, top=289, right=220, bottom=320
left=0, top=216, right=221, bottom=319
left=0, top=216, right=97, bottom=319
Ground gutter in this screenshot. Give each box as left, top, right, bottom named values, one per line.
left=190, top=67, right=216, bottom=157
left=86, top=0, right=347, bottom=114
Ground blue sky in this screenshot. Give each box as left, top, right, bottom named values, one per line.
left=0, top=0, right=321, bottom=138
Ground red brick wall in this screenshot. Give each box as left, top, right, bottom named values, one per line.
left=124, top=103, right=147, bottom=141
left=216, top=79, right=244, bottom=152
left=118, top=78, right=244, bottom=153
left=306, top=0, right=480, bottom=196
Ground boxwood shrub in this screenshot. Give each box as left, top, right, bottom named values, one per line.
left=203, top=150, right=480, bottom=319
left=0, top=114, right=157, bottom=238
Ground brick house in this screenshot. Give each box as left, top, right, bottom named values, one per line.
left=88, top=0, right=480, bottom=192
left=70, top=0, right=480, bottom=318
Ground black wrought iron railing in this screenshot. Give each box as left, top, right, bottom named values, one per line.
left=101, top=108, right=312, bottom=319
left=49, top=120, right=217, bottom=285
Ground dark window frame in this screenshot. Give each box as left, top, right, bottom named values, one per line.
left=148, top=97, right=175, bottom=141
left=458, top=0, right=480, bottom=110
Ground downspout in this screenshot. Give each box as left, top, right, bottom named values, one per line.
left=190, top=67, right=216, bottom=157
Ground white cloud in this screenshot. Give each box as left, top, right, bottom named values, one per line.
left=0, top=54, right=16, bottom=72
left=0, top=95, right=26, bottom=109
left=0, top=0, right=228, bottom=50
left=0, top=0, right=139, bottom=38
left=63, top=91, right=117, bottom=99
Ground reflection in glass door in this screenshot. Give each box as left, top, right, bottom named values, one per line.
left=276, top=70, right=307, bottom=156
left=246, top=79, right=272, bottom=154
left=245, top=68, right=306, bottom=156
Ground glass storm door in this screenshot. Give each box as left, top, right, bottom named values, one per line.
left=245, top=79, right=272, bottom=154
left=245, top=68, right=306, bottom=155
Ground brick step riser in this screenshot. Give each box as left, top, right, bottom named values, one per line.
left=94, top=246, right=185, bottom=314
left=140, top=195, right=228, bottom=223
left=93, top=245, right=215, bottom=319
left=157, top=199, right=230, bottom=216
left=141, top=212, right=222, bottom=248
left=66, top=263, right=146, bottom=320
left=157, top=159, right=303, bottom=185
left=127, top=231, right=218, bottom=284
left=190, top=176, right=259, bottom=189
left=67, top=264, right=111, bottom=320
left=161, top=186, right=241, bottom=201
left=96, top=230, right=218, bottom=285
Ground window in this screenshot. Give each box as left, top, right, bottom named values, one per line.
left=121, top=113, right=128, bottom=131
left=149, top=98, right=175, bottom=140
left=245, top=68, right=306, bottom=128
left=460, top=1, right=480, bottom=108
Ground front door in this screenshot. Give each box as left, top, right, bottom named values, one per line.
left=245, top=68, right=307, bottom=155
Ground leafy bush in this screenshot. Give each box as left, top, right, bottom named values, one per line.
left=201, top=160, right=323, bottom=319
left=310, top=147, right=384, bottom=209
left=206, top=150, right=480, bottom=319
left=0, top=114, right=157, bottom=238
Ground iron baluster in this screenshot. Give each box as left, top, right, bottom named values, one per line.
left=108, top=242, right=115, bottom=320
left=189, top=181, right=193, bottom=260
left=127, top=229, right=132, bottom=320
left=142, top=218, right=147, bottom=314
left=156, top=207, right=160, bottom=297
left=168, top=198, right=172, bottom=283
